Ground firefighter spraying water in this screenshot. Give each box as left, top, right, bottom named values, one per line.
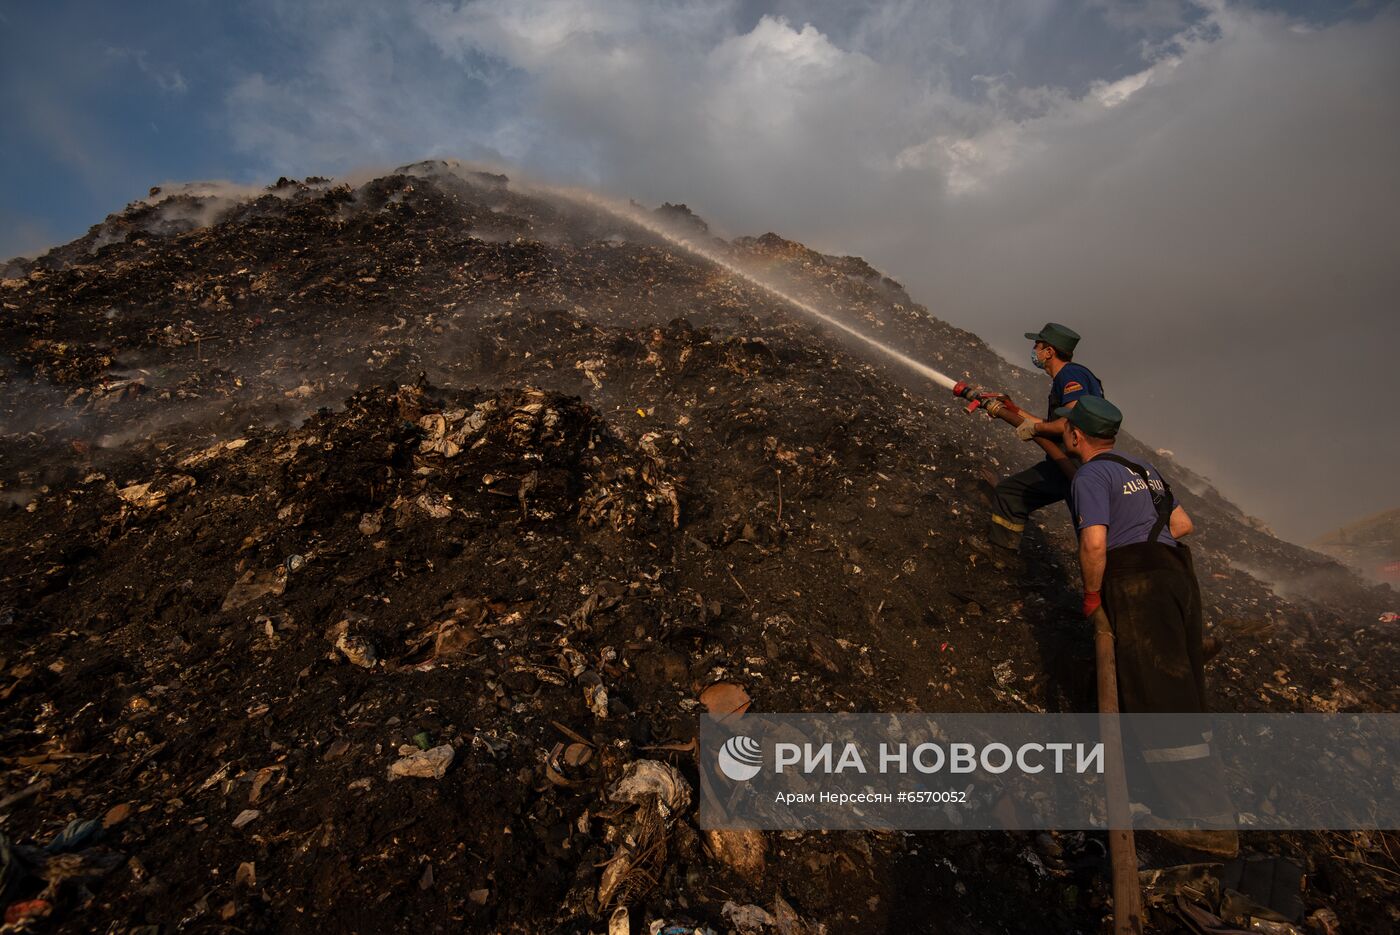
left=554, top=191, right=1239, bottom=933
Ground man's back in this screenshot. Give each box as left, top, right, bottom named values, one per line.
left=1072, top=453, right=1177, bottom=549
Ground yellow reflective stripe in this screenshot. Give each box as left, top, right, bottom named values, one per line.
left=991, top=515, right=1026, bottom=532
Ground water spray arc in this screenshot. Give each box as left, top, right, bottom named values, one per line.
left=544, top=184, right=1143, bottom=934
left=542, top=187, right=960, bottom=392
left=545, top=187, right=1079, bottom=469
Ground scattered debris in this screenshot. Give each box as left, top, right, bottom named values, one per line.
left=0, top=163, right=1394, bottom=933
left=703, top=829, right=767, bottom=880
left=723, top=901, right=776, bottom=933
left=221, top=568, right=286, bottom=611
left=236, top=861, right=257, bottom=889
left=598, top=761, right=693, bottom=908
left=700, top=682, right=752, bottom=722
left=329, top=613, right=379, bottom=668
left=4, top=899, right=52, bottom=926
left=388, top=744, right=455, bottom=781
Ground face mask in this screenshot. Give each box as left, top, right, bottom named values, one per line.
left=1032, top=348, right=1047, bottom=370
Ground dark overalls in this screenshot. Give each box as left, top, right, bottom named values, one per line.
left=1085, top=454, right=1234, bottom=825
left=987, top=362, right=1103, bottom=551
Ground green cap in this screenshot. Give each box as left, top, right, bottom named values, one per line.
left=1024, top=322, right=1081, bottom=357
left=1054, top=396, right=1122, bottom=438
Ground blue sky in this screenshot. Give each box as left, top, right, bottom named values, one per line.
left=2, top=2, right=241, bottom=252
left=2, top=0, right=1369, bottom=256
left=1, top=0, right=1397, bottom=539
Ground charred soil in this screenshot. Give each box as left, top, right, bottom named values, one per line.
left=0, top=164, right=1396, bottom=933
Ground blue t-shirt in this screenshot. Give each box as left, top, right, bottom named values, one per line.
left=1072, top=455, right=1179, bottom=549
left=1048, top=363, right=1103, bottom=418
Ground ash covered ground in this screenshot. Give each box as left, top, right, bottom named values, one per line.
left=0, top=163, right=1395, bottom=933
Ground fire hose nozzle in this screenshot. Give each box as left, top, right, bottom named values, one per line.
left=953, top=382, right=987, bottom=411
left=952, top=381, right=1026, bottom=425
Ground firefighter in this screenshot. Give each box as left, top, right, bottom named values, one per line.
left=985, top=323, right=1104, bottom=559
left=1060, top=396, right=1237, bottom=856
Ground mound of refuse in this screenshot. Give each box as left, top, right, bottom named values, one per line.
left=1, top=164, right=1396, bottom=933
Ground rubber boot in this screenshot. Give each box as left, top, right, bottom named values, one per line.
left=966, top=535, right=1023, bottom=576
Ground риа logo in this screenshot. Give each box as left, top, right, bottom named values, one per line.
left=717, top=735, right=763, bottom=781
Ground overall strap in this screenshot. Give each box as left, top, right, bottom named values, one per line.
left=1095, top=453, right=1175, bottom=544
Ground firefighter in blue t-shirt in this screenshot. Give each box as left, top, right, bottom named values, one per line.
left=985, top=323, right=1104, bottom=557
left=1061, top=396, right=1237, bottom=856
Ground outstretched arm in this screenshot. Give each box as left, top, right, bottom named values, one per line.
left=1025, top=399, right=1077, bottom=439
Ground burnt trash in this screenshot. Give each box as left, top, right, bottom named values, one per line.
left=0, top=162, right=1396, bottom=934
left=388, top=744, right=455, bottom=781
left=596, top=760, right=693, bottom=909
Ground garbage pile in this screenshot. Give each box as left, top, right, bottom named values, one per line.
left=1, top=163, right=1396, bottom=933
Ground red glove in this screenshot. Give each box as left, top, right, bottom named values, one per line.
left=1082, top=591, right=1102, bottom=617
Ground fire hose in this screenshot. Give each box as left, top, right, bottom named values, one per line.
left=952, top=381, right=1076, bottom=479
left=953, top=380, right=1145, bottom=935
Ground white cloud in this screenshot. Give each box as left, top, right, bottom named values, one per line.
left=1089, top=61, right=1162, bottom=107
